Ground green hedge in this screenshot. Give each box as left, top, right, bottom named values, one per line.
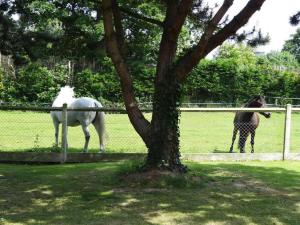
left=1, top=56, right=299, bottom=105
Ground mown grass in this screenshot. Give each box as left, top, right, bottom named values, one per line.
left=0, top=111, right=300, bottom=153
left=0, top=161, right=299, bottom=225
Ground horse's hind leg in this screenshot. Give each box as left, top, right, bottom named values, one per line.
left=53, top=121, right=60, bottom=147
left=238, top=127, right=248, bottom=153
left=92, top=112, right=105, bottom=153
left=250, top=129, right=256, bottom=153
left=229, top=126, right=238, bottom=153
left=81, top=124, right=90, bottom=153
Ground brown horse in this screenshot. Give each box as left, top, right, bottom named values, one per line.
left=229, top=96, right=271, bottom=153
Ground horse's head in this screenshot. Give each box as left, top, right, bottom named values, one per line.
left=246, top=95, right=271, bottom=118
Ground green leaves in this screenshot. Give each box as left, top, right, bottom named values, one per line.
left=185, top=43, right=300, bottom=103
left=283, top=28, right=300, bottom=64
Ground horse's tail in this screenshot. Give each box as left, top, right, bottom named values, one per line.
left=93, top=101, right=108, bottom=145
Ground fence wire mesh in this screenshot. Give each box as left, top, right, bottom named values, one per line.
left=291, top=111, right=300, bottom=153
left=180, top=112, right=284, bottom=153
left=0, top=108, right=289, bottom=154
left=0, top=110, right=150, bottom=153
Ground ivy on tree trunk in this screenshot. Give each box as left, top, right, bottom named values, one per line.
left=148, top=73, right=185, bottom=172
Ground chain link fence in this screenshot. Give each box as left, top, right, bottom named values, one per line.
left=180, top=111, right=285, bottom=153
left=0, top=106, right=299, bottom=157
left=0, top=109, right=150, bottom=153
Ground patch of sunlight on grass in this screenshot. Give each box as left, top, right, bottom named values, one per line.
left=159, top=203, right=171, bottom=208
left=32, top=199, right=49, bottom=207
left=205, top=214, right=249, bottom=225
left=296, top=202, right=300, bottom=211
left=2, top=220, right=23, bottom=225
left=94, top=211, right=113, bottom=216
left=270, top=218, right=285, bottom=225
left=53, top=197, right=72, bottom=207
left=119, top=198, right=139, bottom=207
left=146, top=211, right=187, bottom=225
left=204, top=222, right=227, bottom=225
left=99, top=190, right=114, bottom=196
left=24, top=185, right=52, bottom=193
left=198, top=205, right=214, bottom=210
left=41, top=190, right=53, bottom=195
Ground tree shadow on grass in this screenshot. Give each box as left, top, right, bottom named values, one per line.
left=0, top=161, right=299, bottom=225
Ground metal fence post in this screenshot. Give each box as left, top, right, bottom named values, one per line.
left=61, top=103, right=68, bottom=163
left=283, top=104, right=292, bottom=160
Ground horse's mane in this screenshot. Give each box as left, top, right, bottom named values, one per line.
left=52, top=86, right=76, bottom=107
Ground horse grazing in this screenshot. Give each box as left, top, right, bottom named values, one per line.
left=50, top=86, right=106, bottom=153
left=229, top=96, right=271, bottom=153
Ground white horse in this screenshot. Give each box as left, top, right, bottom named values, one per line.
left=50, top=86, right=105, bottom=153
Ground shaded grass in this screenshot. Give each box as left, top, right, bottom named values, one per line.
left=0, top=111, right=299, bottom=153
left=0, top=161, right=299, bottom=225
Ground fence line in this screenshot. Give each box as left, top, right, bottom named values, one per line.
left=0, top=104, right=298, bottom=162
left=0, top=105, right=287, bottom=112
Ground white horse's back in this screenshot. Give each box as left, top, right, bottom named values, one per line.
left=67, top=97, right=102, bottom=126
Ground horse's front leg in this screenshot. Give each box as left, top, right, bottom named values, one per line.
left=238, top=126, right=247, bottom=153
left=81, top=124, right=90, bottom=153
left=250, top=130, right=256, bottom=153
left=53, top=121, right=59, bottom=147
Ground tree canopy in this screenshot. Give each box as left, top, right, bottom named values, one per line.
left=283, top=28, right=300, bottom=64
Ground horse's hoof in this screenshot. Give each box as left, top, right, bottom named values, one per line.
left=251, top=150, right=254, bottom=153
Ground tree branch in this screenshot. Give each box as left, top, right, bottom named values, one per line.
left=112, top=0, right=126, bottom=56
left=204, top=0, right=266, bottom=55
left=155, top=0, right=193, bottom=83
left=102, top=0, right=151, bottom=145
left=119, top=6, right=164, bottom=27
left=290, top=11, right=300, bottom=26
left=175, top=0, right=234, bottom=82
left=175, top=0, right=265, bottom=83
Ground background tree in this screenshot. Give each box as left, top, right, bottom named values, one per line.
left=102, top=0, right=268, bottom=172
left=283, top=28, right=300, bottom=64
left=290, top=11, right=300, bottom=26
left=0, top=0, right=108, bottom=72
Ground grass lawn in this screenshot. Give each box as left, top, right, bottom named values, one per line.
left=0, top=111, right=300, bottom=153
left=0, top=161, right=299, bottom=225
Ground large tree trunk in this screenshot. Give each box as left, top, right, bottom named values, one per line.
left=146, top=72, right=187, bottom=172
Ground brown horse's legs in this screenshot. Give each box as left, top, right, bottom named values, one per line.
left=238, top=127, right=248, bottom=153
left=229, top=127, right=238, bottom=153
left=239, top=136, right=247, bottom=153
left=250, top=130, right=255, bottom=153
